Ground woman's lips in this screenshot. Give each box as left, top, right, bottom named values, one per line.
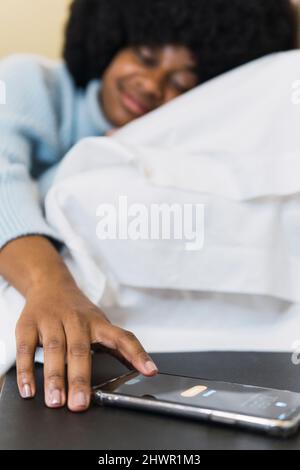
left=120, top=90, right=149, bottom=116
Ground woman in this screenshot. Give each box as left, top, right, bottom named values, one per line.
left=0, top=0, right=297, bottom=412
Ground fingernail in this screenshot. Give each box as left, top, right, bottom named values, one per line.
left=49, top=389, right=62, bottom=406
left=73, top=391, right=87, bottom=408
left=22, top=383, right=32, bottom=399
left=144, top=360, right=158, bottom=374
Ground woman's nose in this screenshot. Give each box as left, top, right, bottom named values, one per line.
left=139, top=71, right=165, bottom=103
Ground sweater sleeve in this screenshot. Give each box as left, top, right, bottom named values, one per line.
left=0, top=55, right=62, bottom=250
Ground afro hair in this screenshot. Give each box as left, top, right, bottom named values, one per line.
left=63, top=0, right=298, bottom=89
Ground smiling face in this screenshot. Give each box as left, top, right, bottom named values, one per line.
left=99, top=44, right=199, bottom=127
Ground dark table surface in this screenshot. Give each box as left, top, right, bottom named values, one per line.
left=1, top=351, right=300, bottom=450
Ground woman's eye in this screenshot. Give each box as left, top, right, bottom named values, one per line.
left=171, top=82, right=191, bottom=93
left=136, top=48, right=157, bottom=67
left=171, top=75, right=198, bottom=93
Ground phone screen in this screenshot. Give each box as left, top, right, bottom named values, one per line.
left=99, top=372, right=300, bottom=421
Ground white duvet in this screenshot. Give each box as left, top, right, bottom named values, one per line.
left=1, top=50, right=300, bottom=375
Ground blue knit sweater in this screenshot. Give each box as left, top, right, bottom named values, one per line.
left=0, top=54, right=113, bottom=249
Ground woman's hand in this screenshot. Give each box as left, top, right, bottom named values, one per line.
left=15, top=280, right=158, bottom=411
left=0, top=235, right=158, bottom=412
left=105, top=128, right=119, bottom=136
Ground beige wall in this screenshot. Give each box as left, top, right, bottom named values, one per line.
left=0, top=0, right=72, bottom=59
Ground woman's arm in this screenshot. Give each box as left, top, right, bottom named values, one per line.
left=0, top=56, right=158, bottom=411
left=0, top=235, right=158, bottom=411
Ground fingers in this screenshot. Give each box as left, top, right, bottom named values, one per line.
left=42, top=326, right=66, bottom=408
left=92, top=322, right=159, bottom=377
left=65, top=319, right=91, bottom=412
left=105, top=128, right=118, bottom=136
left=16, top=306, right=158, bottom=413
left=15, top=319, right=38, bottom=399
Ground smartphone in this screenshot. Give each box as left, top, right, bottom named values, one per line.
left=93, top=371, right=300, bottom=437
